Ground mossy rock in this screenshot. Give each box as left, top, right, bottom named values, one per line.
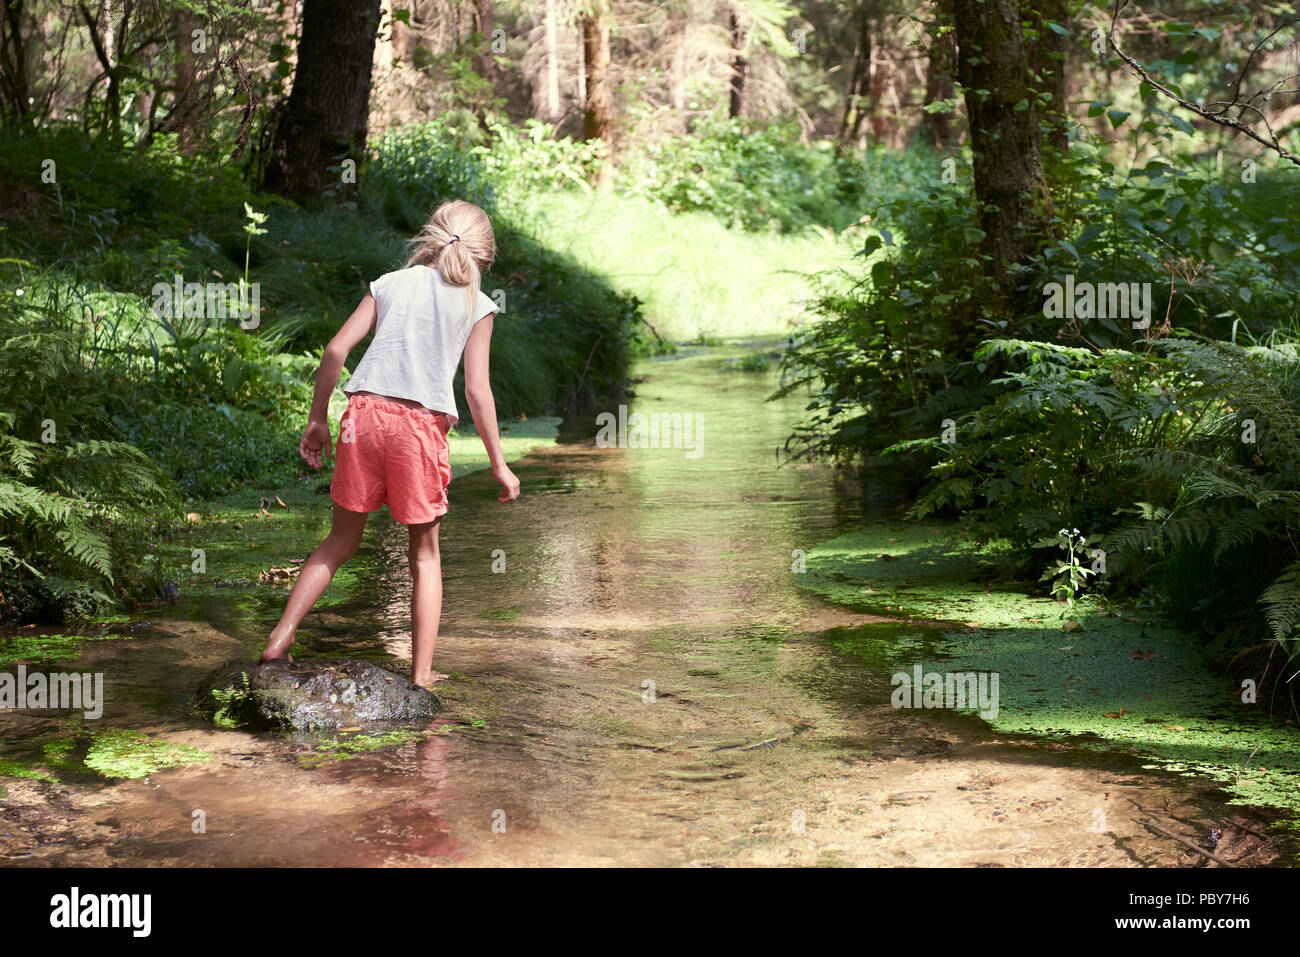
left=196, top=658, right=441, bottom=733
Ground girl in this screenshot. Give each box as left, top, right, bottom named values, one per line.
left=259, top=200, right=520, bottom=687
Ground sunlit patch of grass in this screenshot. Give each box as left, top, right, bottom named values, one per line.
left=507, top=191, right=855, bottom=342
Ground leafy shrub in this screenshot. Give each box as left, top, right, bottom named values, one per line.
left=475, top=117, right=604, bottom=196
left=624, top=113, right=875, bottom=233
left=0, top=287, right=177, bottom=622
left=121, top=402, right=301, bottom=500
left=775, top=166, right=998, bottom=472
left=888, top=334, right=1300, bottom=671
left=366, top=117, right=496, bottom=233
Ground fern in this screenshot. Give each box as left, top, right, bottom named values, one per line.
left=1260, top=562, right=1300, bottom=647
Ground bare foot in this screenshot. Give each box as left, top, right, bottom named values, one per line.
left=260, top=634, right=295, bottom=663
left=414, top=671, right=450, bottom=689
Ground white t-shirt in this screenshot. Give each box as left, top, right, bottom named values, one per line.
left=344, top=265, right=500, bottom=425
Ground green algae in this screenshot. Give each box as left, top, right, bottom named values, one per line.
left=81, top=729, right=212, bottom=779
left=298, top=728, right=430, bottom=768
left=0, top=633, right=122, bottom=668
left=0, top=760, right=55, bottom=782
left=802, top=522, right=1300, bottom=811
left=0, top=727, right=212, bottom=782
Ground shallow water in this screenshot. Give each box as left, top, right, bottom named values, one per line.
left=1, top=343, right=1293, bottom=866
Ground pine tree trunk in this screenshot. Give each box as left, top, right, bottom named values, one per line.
left=1, top=0, right=32, bottom=125
left=581, top=0, right=613, bottom=187
left=669, top=13, right=687, bottom=113
left=544, top=0, right=561, bottom=121
left=837, top=5, right=870, bottom=148
left=261, top=0, right=383, bottom=202
left=473, top=0, right=497, bottom=86
left=727, top=1, right=746, bottom=118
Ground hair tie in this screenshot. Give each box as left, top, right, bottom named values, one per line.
left=448, top=234, right=461, bottom=245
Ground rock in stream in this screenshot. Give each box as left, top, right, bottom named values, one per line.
left=195, top=658, right=442, bottom=732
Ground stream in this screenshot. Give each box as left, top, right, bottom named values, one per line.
left=1, top=342, right=1292, bottom=867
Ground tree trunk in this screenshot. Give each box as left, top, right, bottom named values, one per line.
left=669, top=13, right=686, bottom=113
left=544, top=0, right=561, bottom=121
left=727, top=1, right=746, bottom=118
left=261, top=0, right=383, bottom=202
left=78, top=1, right=122, bottom=141
left=581, top=0, right=613, bottom=187
left=473, top=0, right=497, bottom=86
left=921, top=0, right=957, bottom=148
left=951, top=0, right=1051, bottom=287
left=0, top=0, right=31, bottom=126
left=169, top=8, right=201, bottom=153
left=837, top=4, right=870, bottom=149
left=866, top=39, right=896, bottom=144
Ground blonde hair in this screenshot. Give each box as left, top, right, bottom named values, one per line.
left=405, top=199, right=496, bottom=319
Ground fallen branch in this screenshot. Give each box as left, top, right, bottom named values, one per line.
left=1138, top=817, right=1239, bottom=867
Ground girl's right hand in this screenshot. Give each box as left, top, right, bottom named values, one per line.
left=493, top=463, right=521, bottom=502
left=300, top=420, right=333, bottom=469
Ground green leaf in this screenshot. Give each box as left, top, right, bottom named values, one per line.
left=1107, top=109, right=1131, bottom=129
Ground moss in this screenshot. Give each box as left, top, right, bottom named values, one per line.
left=0, top=633, right=121, bottom=668
left=0, top=759, right=55, bottom=782
left=81, top=729, right=212, bottom=779
left=299, top=728, right=429, bottom=767
left=802, top=522, right=1300, bottom=811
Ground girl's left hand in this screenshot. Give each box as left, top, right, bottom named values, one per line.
left=300, top=420, right=332, bottom=469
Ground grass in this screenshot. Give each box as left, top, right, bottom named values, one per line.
left=503, top=190, right=855, bottom=342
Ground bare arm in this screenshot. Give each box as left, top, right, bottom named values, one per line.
left=462, top=313, right=521, bottom=501
left=300, top=294, right=377, bottom=468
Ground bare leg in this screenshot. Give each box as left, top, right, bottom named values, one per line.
left=409, top=517, right=445, bottom=687
left=260, top=505, right=368, bottom=661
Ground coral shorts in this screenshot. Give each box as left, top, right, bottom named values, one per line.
left=331, top=393, right=453, bottom=524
